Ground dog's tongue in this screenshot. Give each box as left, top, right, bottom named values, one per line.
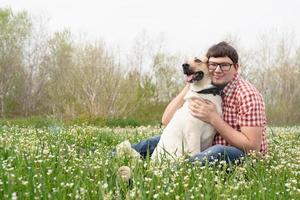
left=185, top=74, right=194, bottom=82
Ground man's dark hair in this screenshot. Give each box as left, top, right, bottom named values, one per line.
left=206, top=41, right=239, bottom=64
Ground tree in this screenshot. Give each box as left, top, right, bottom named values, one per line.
left=249, top=32, right=300, bottom=125
left=45, top=30, right=76, bottom=118
left=0, top=8, right=30, bottom=117
left=151, top=52, right=182, bottom=103
left=74, top=41, right=123, bottom=117
left=20, top=16, right=51, bottom=116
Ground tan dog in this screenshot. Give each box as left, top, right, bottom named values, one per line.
left=115, top=57, right=223, bottom=181
left=151, top=56, right=222, bottom=161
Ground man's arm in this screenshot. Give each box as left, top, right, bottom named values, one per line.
left=209, top=114, right=262, bottom=152
left=161, top=84, right=190, bottom=126
left=189, top=98, right=263, bottom=152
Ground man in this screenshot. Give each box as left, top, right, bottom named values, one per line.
left=131, top=41, right=268, bottom=164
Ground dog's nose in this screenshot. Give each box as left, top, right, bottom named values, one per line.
left=182, top=63, right=190, bottom=69
left=182, top=63, right=190, bottom=72
left=182, top=63, right=193, bottom=75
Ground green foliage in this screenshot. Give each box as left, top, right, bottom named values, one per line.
left=105, top=118, right=141, bottom=127
left=127, top=102, right=166, bottom=124
left=0, top=8, right=299, bottom=125
left=0, top=116, right=160, bottom=128
left=0, top=116, right=62, bottom=128
left=0, top=8, right=31, bottom=117
left=69, top=117, right=160, bottom=127
left=0, top=125, right=299, bottom=199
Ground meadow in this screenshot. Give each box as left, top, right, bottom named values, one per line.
left=0, top=125, right=299, bottom=199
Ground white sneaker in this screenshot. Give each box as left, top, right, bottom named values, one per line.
left=115, top=140, right=141, bottom=159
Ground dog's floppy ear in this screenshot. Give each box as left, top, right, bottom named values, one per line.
left=194, top=56, right=208, bottom=63
left=198, top=56, right=208, bottom=63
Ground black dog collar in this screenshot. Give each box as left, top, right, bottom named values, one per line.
left=196, top=87, right=224, bottom=96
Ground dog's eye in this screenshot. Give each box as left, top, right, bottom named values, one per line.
left=194, top=58, right=202, bottom=63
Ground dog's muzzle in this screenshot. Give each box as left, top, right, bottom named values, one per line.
left=182, top=63, right=204, bottom=83
left=182, top=63, right=193, bottom=76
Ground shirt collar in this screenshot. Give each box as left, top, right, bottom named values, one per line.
left=222, top=73, right=239, bottom=97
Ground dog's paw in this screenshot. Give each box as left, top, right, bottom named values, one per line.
left=117, top=165, right=132, bottom=182
left=115, top=140, right=141, bottom=159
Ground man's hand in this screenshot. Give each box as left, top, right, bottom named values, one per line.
left=189, top=98, right=220, bottom=124
left=190, top=98, right=263, bottom=152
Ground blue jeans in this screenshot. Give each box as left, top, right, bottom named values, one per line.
left=132, top=135, right=245, bottom=165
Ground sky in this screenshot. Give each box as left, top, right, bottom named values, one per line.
left=1, top=0, right=300, bottom=55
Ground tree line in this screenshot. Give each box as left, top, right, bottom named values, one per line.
left=0, top=8, right=299, bottom=125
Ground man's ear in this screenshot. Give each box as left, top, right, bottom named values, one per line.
left=234, top=63, right=240, bottom=74
left=234, top=63, right=239, bottom=69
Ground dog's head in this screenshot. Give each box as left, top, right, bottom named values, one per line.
left=182, top=56, right=209, bottom=85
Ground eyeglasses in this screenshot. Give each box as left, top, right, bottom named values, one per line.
left=208, top=62, right=233, bottom=71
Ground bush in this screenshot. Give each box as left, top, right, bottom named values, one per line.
left=105, top=118, right=141, bottom=127
left=0, top=117, right=62, bottom=128
left=0, top=116, right=161, bottom=128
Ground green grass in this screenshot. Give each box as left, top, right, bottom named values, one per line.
left=0, top=125, right=299, bottom=199
left=0, top=117, right=160, bottom=128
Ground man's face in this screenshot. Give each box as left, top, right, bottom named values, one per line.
left=208, top=56, right=238, bottom=87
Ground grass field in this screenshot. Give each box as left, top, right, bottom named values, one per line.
left=0, top=125, right=299, bottom=199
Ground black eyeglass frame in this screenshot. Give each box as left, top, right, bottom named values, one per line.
left=208, top=62, right=234, bottom=71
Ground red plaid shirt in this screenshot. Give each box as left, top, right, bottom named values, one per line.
left=213, top=74, right=268, bottom=155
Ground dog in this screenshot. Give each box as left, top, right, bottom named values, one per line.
left=115, top=56, right=223, bottom=181
left=151, top=56, right=222, bottom=161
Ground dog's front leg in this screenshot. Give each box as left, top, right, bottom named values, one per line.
left=184, top=125, right=202, bottom=156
